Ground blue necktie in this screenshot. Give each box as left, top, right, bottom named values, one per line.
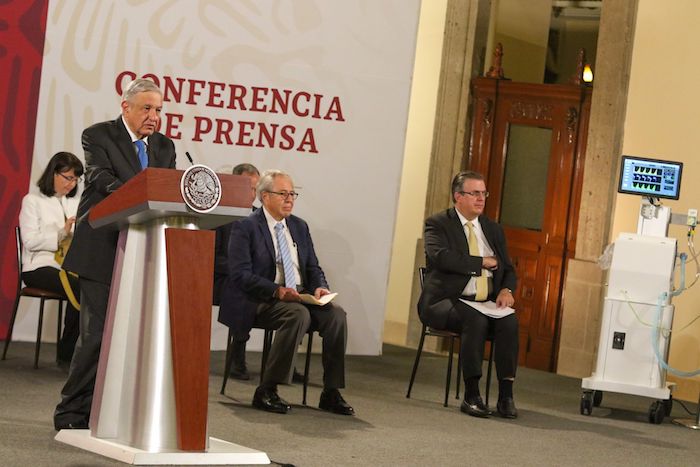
left=274, top=222, right=296, bottom=290
left=135, top=139, right=148, bottom=170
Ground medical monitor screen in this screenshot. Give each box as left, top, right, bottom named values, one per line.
left=618, top=155, right=683, bottom=200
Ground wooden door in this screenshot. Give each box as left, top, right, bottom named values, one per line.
left=468, top=78, right=591, bottom=371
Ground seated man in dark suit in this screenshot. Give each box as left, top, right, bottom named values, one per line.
left=418, top=171, right=519, bottom=419
left=214, top=163, right=260, bottom=380
left=219, top=169, right=354, bottom=415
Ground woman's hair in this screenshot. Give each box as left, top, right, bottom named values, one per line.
left=36, top=152, right=84, bottom=198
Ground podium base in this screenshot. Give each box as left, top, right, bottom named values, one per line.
left=55, top=430, right=270, bottom=465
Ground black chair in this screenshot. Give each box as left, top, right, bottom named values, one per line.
left=406, top=267, right=495, bottom=407
left=220, top=327, right=315, bottom=405
left=2, top=226, right=65, bottom=369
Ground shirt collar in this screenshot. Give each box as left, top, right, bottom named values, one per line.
left=455, top=208, right=481, bottom=230
left=262, top=206, right=287, bottom=231
left=121, top=115, right=149, bottom=146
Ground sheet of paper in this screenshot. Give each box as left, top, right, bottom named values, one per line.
left=459, top=299, right=515, bottom=319
left=299, top=292, right=338, bottom=306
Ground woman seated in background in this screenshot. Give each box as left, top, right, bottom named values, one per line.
left=19, top=152, right=84, bottom=368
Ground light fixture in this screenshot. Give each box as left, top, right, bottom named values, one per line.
left=583, top=64, right=594, bottom=83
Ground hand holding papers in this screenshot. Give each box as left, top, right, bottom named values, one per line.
left=459, top=299, right=515, bottom=319
left=299, top=292, right=338, bottom=306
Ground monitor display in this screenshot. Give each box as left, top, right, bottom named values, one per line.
left=618, top=155, right=683, bottom=200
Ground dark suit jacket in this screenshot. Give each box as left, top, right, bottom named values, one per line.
left=218, top=208, right=328, bottom=338
left=63, top=116, right=176, bottom=284
left=212, top=207, right=257, bottom=306
left=418, top=208, right=517, bottom=331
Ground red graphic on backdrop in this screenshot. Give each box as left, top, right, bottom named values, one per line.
left=0, top=0, right=50, bottom=338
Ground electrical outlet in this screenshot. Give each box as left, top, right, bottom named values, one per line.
left=688, top=208, right=698, bottom=227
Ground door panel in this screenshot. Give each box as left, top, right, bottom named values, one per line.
left=468, top=78, right=591, bottom=371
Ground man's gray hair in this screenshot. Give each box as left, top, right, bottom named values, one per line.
left=122, top=78, right=162, bottom=103
left=451, top=170, right=484, bottom=203
left=257, top=169, right=293, bottom=201
left=232, top=163, right=260, bottom=176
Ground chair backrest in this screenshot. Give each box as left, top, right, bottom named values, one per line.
left=14, top=226, right=23, bottom=291
left=418, top=266, right=426, bottom=290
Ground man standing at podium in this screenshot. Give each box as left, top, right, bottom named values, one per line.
left=54, top=78, right=177, bottom=430
left=219, top=169, right=354, bottom=416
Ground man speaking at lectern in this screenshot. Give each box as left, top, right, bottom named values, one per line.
left=54, top=78, right=177, bottom=430
left=220, top=169, right=354, bottom=416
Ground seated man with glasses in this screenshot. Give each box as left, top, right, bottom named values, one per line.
left=219, top=169, right=354, bottom=416
left=418, top=170, right=519, bottom=419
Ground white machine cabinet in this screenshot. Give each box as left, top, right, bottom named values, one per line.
left=581, top=233, right=677, bottom=424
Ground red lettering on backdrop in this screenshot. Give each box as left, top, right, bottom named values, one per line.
left=164, top=113, right=184, bottom=139
left=112, top=71, right=348, bottom=153
left=192, top=116, right=212, bottom=141
left=207, top=82, right=226, bottom=108
left=214, top=119, right=234, bottom=144
left=115, top=70, right=137, bottom=96
left=236, top=121, right=256, bottom=147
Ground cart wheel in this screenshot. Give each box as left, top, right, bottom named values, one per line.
left=648, top=400, right=664, bottom=424
left=593, top=390, right=603, bottom=407
left=663, top=396, right=673, bottom=417
left=580, top=391, right=593, bottom=415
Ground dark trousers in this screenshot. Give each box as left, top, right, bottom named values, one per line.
left=446, top=300, right=519, bottom=382
left=54, top=277, right=110, bottom=427
left=254, top=300, right=347, bottom=389
left=22, top=267, right=79, bottom=362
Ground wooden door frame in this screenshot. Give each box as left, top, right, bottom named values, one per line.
left=467, top=77, right=592, bottom=370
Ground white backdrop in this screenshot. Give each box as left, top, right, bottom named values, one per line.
left=14, top=0, right=420, bottom=355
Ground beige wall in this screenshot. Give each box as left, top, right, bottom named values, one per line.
left=612, top=0, right=700, bottom=399
left=383, top=0, right=448, bottom=345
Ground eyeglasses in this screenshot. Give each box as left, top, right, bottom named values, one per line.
left=57, top=172, right=83, bottom=183
left=458, top=190, right=489, bottom=199
left=267, top=191, right=299, bottom=200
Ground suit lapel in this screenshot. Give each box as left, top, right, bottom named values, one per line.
left=448, top=208, right=469, bottom=251
left=286, top=217, right=305, bottom=270
left=254, top=209, right=276, bottom=264
left=113, top=117, right=143, bottom=174
left=479, top=215, right=498, bottom=254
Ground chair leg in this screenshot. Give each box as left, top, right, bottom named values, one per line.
left=302, top=332, right=313, bottom=405
left=220, top=329, right=235, bottom=395
left=455, top=347, right=462, bottom=400
left=485, top=340, right=495, bottom=406
left=444, top=336, right=455, bottom=407
left=56, top=300, right=64, bottom=363
left=1, top=294, right=23, bottom=361
left=35, top=298, right=46, bottom=369
left=406, top=325, right=427, bottom=398
left=259, top=329, right=273, bottom=384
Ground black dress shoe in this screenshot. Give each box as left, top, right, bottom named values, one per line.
left=54, top=420, right=89, bottom=431
left=460, top=396, right=491, bottom=418
left=496, top=397, right=518, bottom=419
left=319, top=389, right=355, bottom=416
left=252, top=387, right=291, bottom=414
left=230, top=364, right=250, bottom=381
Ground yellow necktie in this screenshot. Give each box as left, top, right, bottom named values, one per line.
left=467, top=221, right=489, bottom=301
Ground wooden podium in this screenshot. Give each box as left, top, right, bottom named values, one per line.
left=55, top=169, right=269, bottom=465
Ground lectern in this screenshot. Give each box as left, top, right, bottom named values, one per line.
left=55, top=168, right=269, bottom=465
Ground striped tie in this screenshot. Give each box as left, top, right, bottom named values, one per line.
left=275, top=222, right=297, bottom=289
left=467, top=221, right=489, bottom=301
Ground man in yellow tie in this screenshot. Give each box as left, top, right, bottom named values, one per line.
left=418, top=171, right=519, bottom=419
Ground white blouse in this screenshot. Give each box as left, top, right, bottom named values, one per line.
left=18, top=192, right=79, bottom=272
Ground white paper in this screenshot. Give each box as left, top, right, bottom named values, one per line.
left=459, top=299, right=515, bottom=319
left=299, top=292, right=338, bottom=306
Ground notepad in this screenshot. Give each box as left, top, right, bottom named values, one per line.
left=299, top=292, right=338, bottom=306
left=459, top=299, right=515, bottom=319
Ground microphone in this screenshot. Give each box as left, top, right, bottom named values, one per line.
left=185, top=151, right=194, bottom=165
